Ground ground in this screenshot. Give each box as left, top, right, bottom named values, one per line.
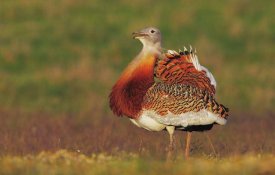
left=1, top=150, right=275, bottom=175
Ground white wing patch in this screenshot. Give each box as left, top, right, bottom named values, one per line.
left=190, top=53, right=202, bottom=71
left=167, top=49, right=179, bottom=56
left=130, top=115, right=166, bottom=131
left=201, top=66, right=217, bottom=89
left=139, top=109, right=227, bottom=128
left=190, top=53, right=217, bottom=89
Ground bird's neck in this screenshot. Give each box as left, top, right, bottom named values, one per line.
left=109, top=50, right=160, bottom=118
left=140, top=40, right=162, bottom=54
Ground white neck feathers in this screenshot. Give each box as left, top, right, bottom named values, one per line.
left=139, top=39, right=162, bottom=55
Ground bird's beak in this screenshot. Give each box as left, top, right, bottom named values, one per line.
left=132, top=32, right=148, bottom=39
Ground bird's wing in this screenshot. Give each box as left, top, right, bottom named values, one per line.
left=142, top=82, right=228, bottom=126
left=155, top=46, right=216, bottom=95
left=141, top=46, right=228, bottom=127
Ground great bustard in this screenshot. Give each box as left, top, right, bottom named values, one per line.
left=109, top=27, right=229, bottom=159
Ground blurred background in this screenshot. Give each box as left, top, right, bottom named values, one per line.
left=0, top=0, right=274, bottom=157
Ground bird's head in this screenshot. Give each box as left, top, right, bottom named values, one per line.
left=132, top=27, right=162, bottom=50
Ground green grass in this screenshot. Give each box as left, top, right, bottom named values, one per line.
left=1, top=150, right=274, bottom=175
left=0, top=0, right=274, bottom=115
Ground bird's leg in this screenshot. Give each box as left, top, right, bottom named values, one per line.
left=166, top=126, right=175, bottom=161
left=204, top=132, right=217, bottom=157
left=185, top=131, right=192, bottom=159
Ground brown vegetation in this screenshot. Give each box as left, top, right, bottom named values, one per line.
left=0, top=109, right=274, bottom=158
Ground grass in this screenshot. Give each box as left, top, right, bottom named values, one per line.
left=0, top=111, right=274, bottom=157
left=1, top=150, right=275, bottom=175
left=0, top=0, right=274, bottom=115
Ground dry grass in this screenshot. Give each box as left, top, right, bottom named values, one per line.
left=0, top=150, right=274, bottom=175
left=0, top=110, right=274, bottom=157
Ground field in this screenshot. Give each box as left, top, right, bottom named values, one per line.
left=0, top=0, right=275, bottom=174
left=1, top=150, right=275, bottom=175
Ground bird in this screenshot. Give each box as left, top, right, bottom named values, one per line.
left=109, top=27, right=229, bottom=159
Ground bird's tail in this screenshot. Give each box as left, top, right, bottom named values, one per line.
left=205, top=94, right=229, bottom=119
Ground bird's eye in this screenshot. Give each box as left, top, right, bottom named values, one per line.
left=150, top=30, right=155, bottom=33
